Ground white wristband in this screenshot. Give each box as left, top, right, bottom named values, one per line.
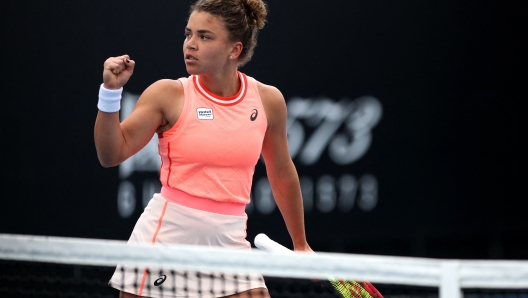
left=97, top=84, right=123, bottom=113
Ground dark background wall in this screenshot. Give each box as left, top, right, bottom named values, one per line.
left=0, top=1, right=524, bottom=260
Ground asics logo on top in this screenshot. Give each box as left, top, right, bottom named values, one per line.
left=154, top=274, right=167, bottom=286
left=250, top=109, right=258, bottom=121
left=197, top=108, right=214, bottom=120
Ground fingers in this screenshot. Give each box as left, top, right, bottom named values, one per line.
left=103, top=55, right=134, bottom=75
left=118, top=54, right=133, bottom=73
left=105, top=61, right=124, bottom=75
left=124, top=58, right=135, bottom=74
left=102, top=55, right=135, bottom=89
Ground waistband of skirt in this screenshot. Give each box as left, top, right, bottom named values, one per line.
left=160, top=186, right=246, bottom=216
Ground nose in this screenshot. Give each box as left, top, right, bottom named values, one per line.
left=185, top=36, right=197, bottom=51
left=186, top=42, right=197, bottom=50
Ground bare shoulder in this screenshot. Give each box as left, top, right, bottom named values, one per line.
left=151, top=78, right=183, bottom=91
left=140, top=79, right=183, bottom=104
left=132, top=79, right=184, bottom=132
left=257, top=81, right=287, bottom=128
left=257, top=81, right=285, bottom=106
left=257, top=81, right=286, bottom=115
left=135, top=79, right=183, bottom=114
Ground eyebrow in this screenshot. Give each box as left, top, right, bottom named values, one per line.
left=185, top=27, right=216, bottom=35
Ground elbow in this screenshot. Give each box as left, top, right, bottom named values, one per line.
left=100, top=161, right=117, bottom=168
left=99, top=159, right=118, bottom=168
left=97, top=154, right=121, bottom=168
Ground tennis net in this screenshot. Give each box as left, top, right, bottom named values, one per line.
left=1, top=233, right=528, bottom=298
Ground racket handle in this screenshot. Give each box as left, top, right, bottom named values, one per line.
left=254, top=233, right=294, bottom=254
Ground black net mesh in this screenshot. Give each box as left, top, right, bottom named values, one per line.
left=0, top=259, right=115, bottom=298
left=2, top=259, right=528, bottom=298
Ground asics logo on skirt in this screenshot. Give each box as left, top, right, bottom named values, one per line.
left=154, top=274, right=167, bottom=286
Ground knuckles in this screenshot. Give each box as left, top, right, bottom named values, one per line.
left=102, top=56, right=134, bottom=87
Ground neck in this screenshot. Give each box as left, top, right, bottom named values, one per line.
left=198, top=69, right=240, bottom=97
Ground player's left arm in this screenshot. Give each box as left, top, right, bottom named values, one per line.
left=259, top=83, right=312, bottom=253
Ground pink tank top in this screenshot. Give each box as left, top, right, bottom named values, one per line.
left=158, top=72, right=267, bottom=205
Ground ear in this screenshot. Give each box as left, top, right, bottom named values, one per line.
left=229, top=41, right=243, bottom=59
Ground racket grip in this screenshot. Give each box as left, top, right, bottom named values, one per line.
left=255, top=233, right=383, bottom=298
left=254, top=233, right=294, bottom=254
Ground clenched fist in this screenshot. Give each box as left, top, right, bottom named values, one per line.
left=103, top=55, right=135, bottom=90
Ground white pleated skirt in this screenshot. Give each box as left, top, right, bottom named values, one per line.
left=108, top=193, right=266, bottom=297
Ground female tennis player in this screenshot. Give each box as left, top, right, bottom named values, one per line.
left=94, top=0, right=311, bottom=297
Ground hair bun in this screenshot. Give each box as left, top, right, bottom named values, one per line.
left=240, top=0, right=267, bottom=29
left=190, top=0, right=268, bottom=66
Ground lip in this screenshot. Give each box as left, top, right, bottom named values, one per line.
left=185, top=54, right=198, bottom=64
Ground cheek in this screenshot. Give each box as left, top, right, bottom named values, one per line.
left=202, top=46, right=224, bottom=60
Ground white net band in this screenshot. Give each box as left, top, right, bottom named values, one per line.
left=1, top=233, right=528, bottom=298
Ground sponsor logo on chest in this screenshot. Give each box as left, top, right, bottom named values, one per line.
left=197, top=107, right=214, bottom=120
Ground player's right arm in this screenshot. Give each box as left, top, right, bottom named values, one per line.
left=94, top=55, right=182, bottom=167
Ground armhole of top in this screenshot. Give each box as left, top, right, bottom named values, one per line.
left=252, top=77, right=270, bottom=130
left=158, top=77, right=189, bottom=141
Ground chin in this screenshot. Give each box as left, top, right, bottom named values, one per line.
left=185, top=66, right=202, bottom=76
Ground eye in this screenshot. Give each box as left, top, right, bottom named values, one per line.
left=184, top=33, right=190, bottom=39
left=200, top=35, right=210, bottom=40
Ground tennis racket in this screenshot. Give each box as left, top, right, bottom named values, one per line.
left=254, top=233, right=383, bottom=298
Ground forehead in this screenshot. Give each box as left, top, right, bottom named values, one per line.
left=187, top=11, right=226, bottom=32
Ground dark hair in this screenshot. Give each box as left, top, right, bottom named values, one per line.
left=190, top=0, right=268, bottom=67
